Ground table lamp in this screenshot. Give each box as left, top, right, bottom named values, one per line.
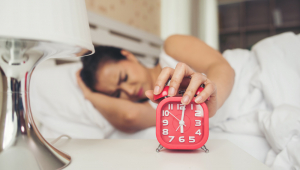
left=0, top=0, right=94, bottom=169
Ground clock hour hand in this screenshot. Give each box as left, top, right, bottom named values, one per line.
left=169, top=111, right=186, bottom=126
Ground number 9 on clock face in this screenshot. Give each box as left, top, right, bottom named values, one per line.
left=156, top=97, right=209, bottom=150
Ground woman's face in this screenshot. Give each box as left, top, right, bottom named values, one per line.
left=94, top=50, right=153, bottom=101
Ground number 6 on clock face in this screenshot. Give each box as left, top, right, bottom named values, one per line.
left=156, top=97, right=209, bottom=150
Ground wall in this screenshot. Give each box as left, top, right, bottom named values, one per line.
left=198, top=0, right=219, bottom=50
left=85, top=0, right=160, bottom=36
left=160, top=0, right=192, bottom=40
left=161, top=0, right=219, bottom=49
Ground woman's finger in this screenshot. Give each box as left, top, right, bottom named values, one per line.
left=145, top=90, right=157, bottom=104
left=146, top=90, right=168, bottom=104
left=168, top=62, right=194, bottom=97
left=153, top=67, right=174, bottom=95
left=181, top=72, right=207, bottom=105
left=194, top=79, right=216, bottom=103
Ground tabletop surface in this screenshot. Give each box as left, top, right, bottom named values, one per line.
left=53, top=139, right=270, bottom=170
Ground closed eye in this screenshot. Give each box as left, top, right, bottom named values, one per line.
left=123, top=74, right=128, bottom=82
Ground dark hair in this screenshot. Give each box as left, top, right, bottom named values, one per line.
left=80, top=46, right=126, bottom=92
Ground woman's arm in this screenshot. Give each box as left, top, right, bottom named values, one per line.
left=164, top=35, right=234, bottom=109
left=146, top=35, right=235, bottom=117
left=76, top=70, right=155, bottom=133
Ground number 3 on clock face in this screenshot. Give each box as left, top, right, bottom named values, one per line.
left=156, top=97, right=209, bottom=150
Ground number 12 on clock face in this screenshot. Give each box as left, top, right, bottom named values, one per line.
left=156, top=97, right=209, bottom=150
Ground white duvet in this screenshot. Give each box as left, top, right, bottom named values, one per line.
left=31, top=32, right=300, bottom=169
left=210, top=32, right=300, bottom=170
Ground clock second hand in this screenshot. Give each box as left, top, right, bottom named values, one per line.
left=169, top=111, right=186, bottom=126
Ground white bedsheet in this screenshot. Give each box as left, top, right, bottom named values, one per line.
left=209, top=32, right=300, bottom=170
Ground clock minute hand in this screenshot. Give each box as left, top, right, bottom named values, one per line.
left=179, top=106, right=186, bottom=133
left=180, top=106, right=185, bottom=121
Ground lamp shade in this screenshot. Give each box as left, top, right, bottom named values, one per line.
left=0, top=0, right=94, bottom=57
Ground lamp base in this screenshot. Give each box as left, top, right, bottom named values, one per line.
left=0, top=126, right=71, bottom=170
left=0, top=38, right=81, bottom=170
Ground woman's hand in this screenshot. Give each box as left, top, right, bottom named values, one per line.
left=145, top=62, right=218, bottom=117
left=76, top=69, right=94, bottom=100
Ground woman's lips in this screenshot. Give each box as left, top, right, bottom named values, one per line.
left=137, top=88, right=143, bottom=98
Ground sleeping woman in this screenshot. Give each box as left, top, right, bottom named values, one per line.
left=77, top=34, right=235, bottom=133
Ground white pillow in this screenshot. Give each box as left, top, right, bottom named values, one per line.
left=30, top=62, right=115, bottom=139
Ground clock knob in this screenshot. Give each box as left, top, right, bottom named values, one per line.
left=196, top=87, right=204, bottom=95
left=154, top=86, right=209, bottom=101
left=196, top=86, right=210, bottom=100
left=153, top=86, right=169, bottom=100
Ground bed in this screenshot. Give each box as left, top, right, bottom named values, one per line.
left=31, top=11, right=300, bottom=169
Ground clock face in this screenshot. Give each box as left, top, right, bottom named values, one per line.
left=156, top=97, right=209, bottom=150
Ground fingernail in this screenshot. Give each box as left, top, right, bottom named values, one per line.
left=195, top=96, right=203, bottom=103
left=182, top=95, right=190, bottom=104
left=168, top=87, right=175, bottom=96
left=154, top=86, right=160, bottom=94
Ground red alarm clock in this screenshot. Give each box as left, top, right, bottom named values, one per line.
left=154, top=86, right=209, bottom=153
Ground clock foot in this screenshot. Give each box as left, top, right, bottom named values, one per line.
left=156, top=144, right=163, bottom=152
left=201, top=145, right=209, bottom=153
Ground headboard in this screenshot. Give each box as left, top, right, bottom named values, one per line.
left=56, top=11, right=163, bottom=68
